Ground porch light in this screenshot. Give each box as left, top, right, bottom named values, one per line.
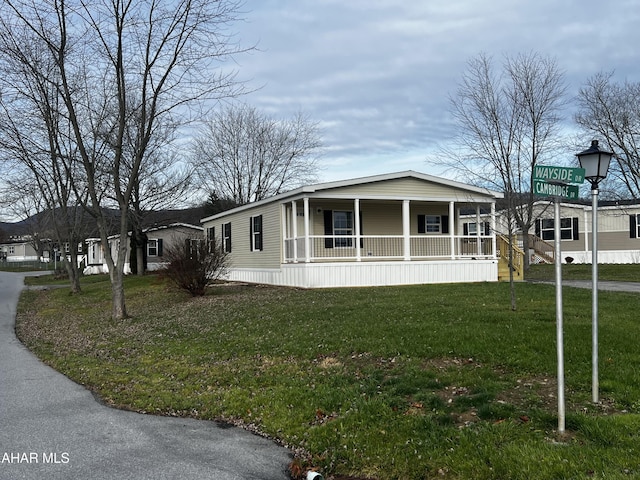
left=576, top=140, right=613, bottom=188
left=575, top=139, right=613, bottom=405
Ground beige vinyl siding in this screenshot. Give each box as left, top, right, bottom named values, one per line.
left=360, top=202, right=402, bottom=235
left=598, top=232, right=640, bottom=251
left=317, top=177, right=492, bottom=201
left=308, top=200, right=453, bottom=237
left=205, top=202, right=282, bottom=269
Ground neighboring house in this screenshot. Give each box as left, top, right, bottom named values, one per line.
left=201, top=171, right=504, bottom=288
left=0, top=239, right=41, bottom=262
left=82, top=223, right=204, bottom=274
left=490, top=200, right=640, bottom=264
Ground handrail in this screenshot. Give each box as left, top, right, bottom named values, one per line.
left=497, top=234, right=524, bottom=279
left=526, top=234, right=555, bottom=263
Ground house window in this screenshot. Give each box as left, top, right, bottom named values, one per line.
left=536, top=218, right=579, bottom=241
left=417, top=214, right=449, bottom=234
left=77, top=242, right=83, bottom=253
left=464, top=222, right=490, bottom=236
left=147, top=239, right=163, bottom=257
left=250, top=215, right=263, bottom=251
left=207, top=226, right=216, bottom=252
left=631, top=214, right=640, bottom=239
left=222, top=222, right=232, bottom=253
left=333, top=211, right=353, bottom=247
left=8, top=246, right=14, bottom=254
left=187, top=239, right=200, bottom=259
left=148, top=239, right=158, bottom=256
left=425, top=215, right=441, bottom=233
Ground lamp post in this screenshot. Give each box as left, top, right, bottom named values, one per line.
left=576, top=140, right=613, bottom=404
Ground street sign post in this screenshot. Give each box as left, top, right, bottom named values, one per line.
left=530, top=164, right=587, bottom=433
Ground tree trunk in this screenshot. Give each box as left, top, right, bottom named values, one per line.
left=136, top=245, right=145, bottom=276
left=110, top=269, right=128, bottom=319
left=63, top=254, right=82, bottom=294
left=522, top=233, right=531, bottom=273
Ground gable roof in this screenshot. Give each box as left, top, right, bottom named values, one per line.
left=201, top=170, right=504, bottom=223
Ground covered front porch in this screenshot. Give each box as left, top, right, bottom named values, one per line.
left=282, top=198, right=497, bottom=263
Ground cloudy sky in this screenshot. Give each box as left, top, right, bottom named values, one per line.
left=228, top=0, right=640, bottom=183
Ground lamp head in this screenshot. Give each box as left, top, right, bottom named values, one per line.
left=576, top=140, right=613, bottom=188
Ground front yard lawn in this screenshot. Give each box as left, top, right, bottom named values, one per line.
left=16, top=275, right=640, bottom=479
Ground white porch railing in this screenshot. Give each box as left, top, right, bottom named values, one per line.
left=284, top=235, right=495, bottom=262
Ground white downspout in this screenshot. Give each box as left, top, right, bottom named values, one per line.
left=584, top=206, right=589, bottom=254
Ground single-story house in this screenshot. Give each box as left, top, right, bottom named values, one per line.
left=0, top=238, right=41, bottom=262
left=201, top=171, right=505, bottom=288
left=482, top=199, right=640, bottom=265
left=82, top=223, right=204, bottom=274
left=525, top=200, right=640, bottom=264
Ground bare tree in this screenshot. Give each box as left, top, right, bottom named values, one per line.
left=0, top=31, right=88, bottom=292
left=192, top=103, right=322, bottom=205
left=445, top=52, right=567, bottom=309
left=576, top=72, right=640, bottom=199
left=0, top=0, right=247, bottom=319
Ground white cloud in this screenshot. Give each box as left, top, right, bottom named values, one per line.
left=228, top=0, right=640, bottom=182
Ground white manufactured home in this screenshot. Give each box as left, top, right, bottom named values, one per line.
left=82, top=223, right=204, bottom=274
left=201, top=171, right=505, bottom=288
left=527, top=200, right=640, bottom=264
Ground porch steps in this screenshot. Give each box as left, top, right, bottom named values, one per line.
left=497, top=235, right=525, bottom=282
left=498, top=256, right=524, bottom=282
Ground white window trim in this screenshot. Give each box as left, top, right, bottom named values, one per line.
left=147, top=239, right=158, bottom=257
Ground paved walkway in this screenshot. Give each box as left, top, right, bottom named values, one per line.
left=0, top=272, right=292, bottom=480
left=529, top=279, right=640, bottom=293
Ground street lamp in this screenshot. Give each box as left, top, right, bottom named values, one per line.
left=576, top=139, right=613, bottom=404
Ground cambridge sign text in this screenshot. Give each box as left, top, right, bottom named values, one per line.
left=532, top=180, right=579, bottom=200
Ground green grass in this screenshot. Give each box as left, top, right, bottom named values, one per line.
left=15, top=274, right=640, bottom=480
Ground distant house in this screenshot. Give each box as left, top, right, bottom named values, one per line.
left=520, top=200, right=640, bottom=264
left=82, top=223, right=204, bottom=274
left=482, top=199, right=640, bottom=265
left=0, top=238, right=41, bottom=262
left=201, top=171, right=504, bottom=288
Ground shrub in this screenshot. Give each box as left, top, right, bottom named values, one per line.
left=161, top=237, right=229, bottom=296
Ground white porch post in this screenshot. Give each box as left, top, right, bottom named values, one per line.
left=402, top=200, right=411, bottom=260
left=491, top=202, right=497, bottom=258
left=449, top=201, right=455, bottom=259
left=281, top=204, right=288, bottom=262
left=303, top=197, right=311, bottom=263
left=476, top=205, right=482, bottom=256
left=291, top=201, right=298, bottom=263
left=354, top=198, right=361, bottom=261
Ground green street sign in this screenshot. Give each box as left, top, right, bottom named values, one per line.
left=533, top=180, right=580, bottom=200
left=533, top=165, right=585, bottom=184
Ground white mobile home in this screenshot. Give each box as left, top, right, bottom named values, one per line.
left=526, top=200, right=640, bottom=264
left=201, top=171, right=505, bottom=288
left=83, top=223, right=204, bottom=274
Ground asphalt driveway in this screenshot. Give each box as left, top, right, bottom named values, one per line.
left=0, top=271, right=292, bottom=480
